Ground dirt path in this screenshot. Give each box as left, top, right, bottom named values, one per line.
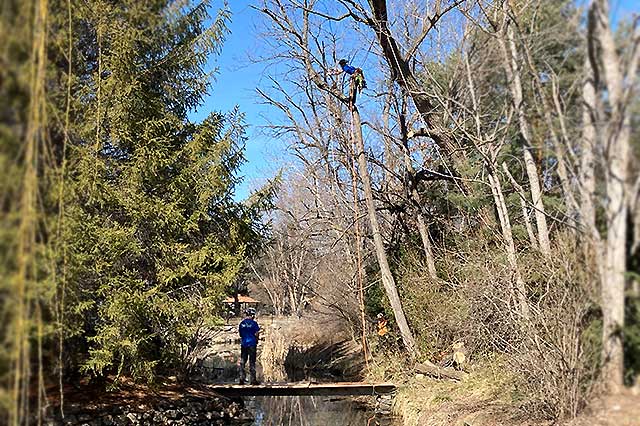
left=566, top=392, right=640, bottom=426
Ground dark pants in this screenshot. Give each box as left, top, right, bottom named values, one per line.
left=240, top=345, right=257, bottom=383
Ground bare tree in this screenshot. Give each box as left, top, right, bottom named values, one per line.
left=496, top=2, right=551, bottom=256
left=366, top=0, right=469, bottom=169
left=462, top=50, right=531, bottom=320
left=396, top=91, right=438, bottom=280
left=348, top=78, right=418, bottom=355
left=256, top=0, right=419, bottom=356
left=585, top=0, right=640, bottom=392
left=252, top=0, right=639, bottom=404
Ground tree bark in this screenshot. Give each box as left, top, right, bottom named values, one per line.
left=487, top=170, right=530, bottom=320
left=502, top=162, right=538, bottom=250
left=368, top=0, right=462, bottom=176
left=399, top=93, right=438, bottom=280
left=349, top=92, right=418, bottom=357
left=588, top=0, right=637, bottom=392
left=498, top=18, right=551, bottom=257
left=580, top=55, right=599, bottom=241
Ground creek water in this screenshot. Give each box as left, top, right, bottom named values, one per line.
left=244, top=395, right=400, bottom=426
left=206, top=320, right=400, bottom=425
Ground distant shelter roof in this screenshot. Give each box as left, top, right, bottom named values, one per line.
left=223, top=295, right=260, bottom=304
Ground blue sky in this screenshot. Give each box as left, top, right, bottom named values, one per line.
left=190, top=1, right=287, bottom=201
left=190, top=0, right=639, bottom=201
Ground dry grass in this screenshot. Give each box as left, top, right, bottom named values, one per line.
left=259, top=314, right=361, bottom=382
left=367, top=354, right=530, bottom=426
left=260, top=322, right=290, bottom=381
left=387, top=233, right=601, bottom=423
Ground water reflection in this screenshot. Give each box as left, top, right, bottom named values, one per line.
left=246, top=396, right=398, bottom=426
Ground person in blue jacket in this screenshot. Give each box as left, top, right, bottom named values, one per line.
left=339, top=59, right=367, bottom=91
left=238, top=307, right=260, bottom=385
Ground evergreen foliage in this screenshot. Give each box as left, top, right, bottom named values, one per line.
left=59, top=0, right=268, bottom=382
left=0, top=0, right=272, bottom=406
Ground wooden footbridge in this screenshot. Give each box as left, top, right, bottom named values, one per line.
left=204, top=382, right=396, bottom=397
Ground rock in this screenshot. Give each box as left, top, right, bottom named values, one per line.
left=126, top=412, right=139, bottom=424
left=416, top=373, right=425, bottom=379
left=153, top=411, right=166, bottom=423
left=236, top=411, right=254, bottom=422
left=102, top=415, right=114, bottom=426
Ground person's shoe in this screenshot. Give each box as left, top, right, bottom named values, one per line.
left=239, top=379, right=245, bottom=385
left=250, top=378, right=260, bottom=385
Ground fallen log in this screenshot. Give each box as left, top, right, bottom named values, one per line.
left=415, top=361, right=467, bottom=381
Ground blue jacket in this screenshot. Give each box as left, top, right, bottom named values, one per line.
left=239, top=318, right=260, bottom=347
left=341, top=63, right=357, bottom=75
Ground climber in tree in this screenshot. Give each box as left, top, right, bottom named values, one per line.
left=339, top=59, right=367, bottom=92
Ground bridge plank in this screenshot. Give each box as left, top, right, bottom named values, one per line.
left=204, top=382, right=396, bottom=397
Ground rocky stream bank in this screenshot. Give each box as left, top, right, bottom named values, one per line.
left=40, top=380, right=253, bottom=426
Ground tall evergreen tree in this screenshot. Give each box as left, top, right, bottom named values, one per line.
left=57, top=0, right=267, bottom=382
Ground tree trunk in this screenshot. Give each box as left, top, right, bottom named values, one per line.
left=415, top=361, right=467, bottom=381
left=522, top=42, right=579, bottom=220
left=348, top=136, right=370, bottom=367
left=502, top=163, right=538, bottom=250
left=588, top=0, right=639, bottom=392
left=398, top=94, right=438, bottom=280
left=602, top=167, right=628, bottom=393
left=368, top=0, right=464, bottom=180
left=349, top=93, right=418, bottom=357
left=488, top=170, right=530, bottom=320
left=499, top=17, right=551, bottom=257
left=580, top=55, right=599, bottom=241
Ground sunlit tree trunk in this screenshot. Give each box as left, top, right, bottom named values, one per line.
left=502, top=163, right=538, bottom=250
left=579, top=56, right=598, bottom=242
left=349, top=86, right=418, bottom=357
left=488, top=170, right=530, bottom=320
left=587, top=0, right=640, bottom=392
left=498, top=15, right=551, bottom=257
left=398, top=94, right=437, bottom=280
